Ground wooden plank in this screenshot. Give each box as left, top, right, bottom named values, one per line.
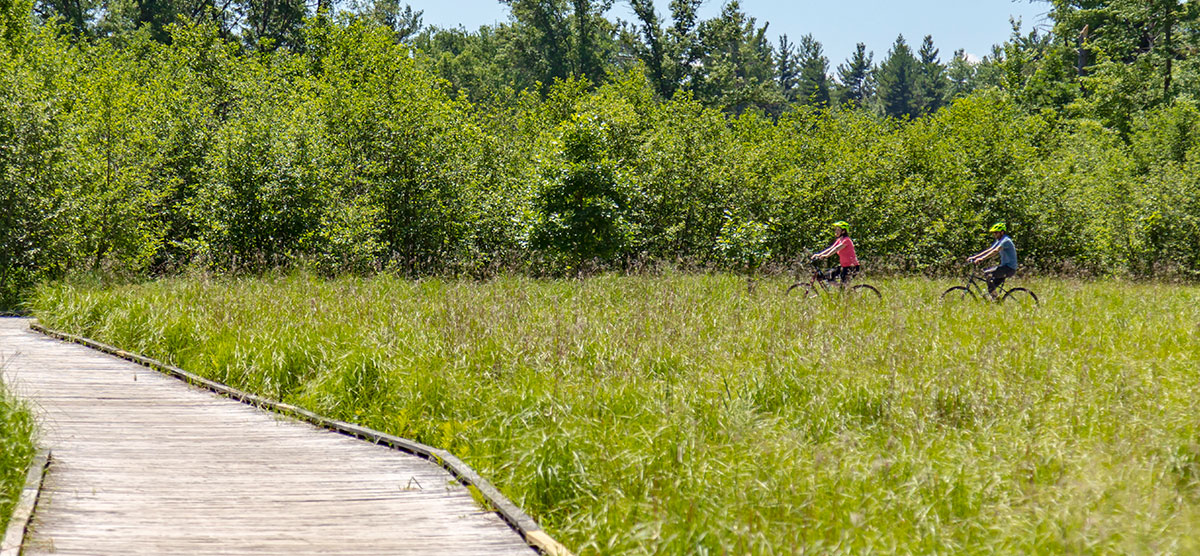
left=0, top=318, right=548, bottom=555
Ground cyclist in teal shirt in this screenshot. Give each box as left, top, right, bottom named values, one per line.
left=967, top=222, right=1017, bottom=298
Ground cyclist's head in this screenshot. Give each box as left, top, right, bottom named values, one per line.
left=989, top=222, right=1006, bottom=235
left=832, top=221, right=850, bottom=236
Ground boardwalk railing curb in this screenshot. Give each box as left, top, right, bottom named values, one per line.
left=30, top=322, right=573, bottom=556
left=0, top=449, right=51, bottom=556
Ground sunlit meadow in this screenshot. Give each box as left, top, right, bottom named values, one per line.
left=29, top=273, right=1200, bottom=554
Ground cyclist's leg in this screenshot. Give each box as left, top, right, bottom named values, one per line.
left=994, top=266, right=1015, bottom=291
left=983, top=266, right=1000, bottom=297
left=835, top=266, right=851, bottom=286
left=986, top=266, right=1015, bottom=296
left=844, top=265, right=860, bottom=283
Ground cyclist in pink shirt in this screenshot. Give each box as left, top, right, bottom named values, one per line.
left=811, top=221, right=860, bottom=283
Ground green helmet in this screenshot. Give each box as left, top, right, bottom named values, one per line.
left=989, top=222, right=1006, bottom=233
left=832, top=221, right=850, bottom=230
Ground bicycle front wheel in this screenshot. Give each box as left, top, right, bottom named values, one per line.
left=1001, top=287, right=1038, bottom=306
left=787, top=283, right=819, bottom=298
left=850, top=284, right=882, bottom=299
left=940, top=286, right=976, bottom=302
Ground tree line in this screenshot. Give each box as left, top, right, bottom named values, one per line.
left=1, top=0, right=1199, bottom=309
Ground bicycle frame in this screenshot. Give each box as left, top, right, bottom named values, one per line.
left=793, top=256, right=852, bottom=295
left=789, top=251, right=882, bottom=300
left=959, top=269, right=1011, bottom=299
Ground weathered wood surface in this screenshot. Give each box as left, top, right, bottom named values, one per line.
left=0, top=318, right=536, bottom=555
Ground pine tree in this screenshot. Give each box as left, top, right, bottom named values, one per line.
left=795, top=33, right=829, bottom=106
left=834, top=42, right=873, bottom=107
left=913, top=35, right=946, bottom=114
left=875, top=34, right=918, bottom=119
left=945, top=49, right=976, bottom=103
left=776, top=34, right=800, bottom=102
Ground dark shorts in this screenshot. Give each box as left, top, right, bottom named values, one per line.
left=984, top=265, right=1016, bottom=292
left=827, top=265, right=860, bottom=283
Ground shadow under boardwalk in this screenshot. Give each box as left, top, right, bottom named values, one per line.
left=0, top=318, right=536, bottom=556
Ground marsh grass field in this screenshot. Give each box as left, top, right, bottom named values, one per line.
left=27, top=273, right=1200, bottom=554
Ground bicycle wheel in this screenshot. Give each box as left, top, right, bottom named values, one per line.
left=940, top=286, right=976, bottom=301
left=1001, top=287, right=1038, bottom=306
left=786, top=283, right=819, bottom=298
left=850, top=284, right=882, bottom=299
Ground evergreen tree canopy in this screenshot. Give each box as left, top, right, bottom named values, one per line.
left=795, top=33, right=829, bottom=106
left=914, top=34, right=946, bottom=114
left=776, top=33, right=799, bottom=102
left=834, top=42, right=873, bottom=107
left=876, top=34, right=918, bottom=118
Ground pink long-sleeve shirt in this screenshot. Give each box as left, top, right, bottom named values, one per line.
left=833, top=236, right=859, bottom=267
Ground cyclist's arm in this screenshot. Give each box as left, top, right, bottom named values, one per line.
left=814, top=243, right=839, bottom=259
left=969, top=246, right=999, bottom=263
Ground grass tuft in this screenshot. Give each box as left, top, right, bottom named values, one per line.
left=0, top=374, right=36, bottom=534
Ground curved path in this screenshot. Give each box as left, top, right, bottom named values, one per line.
left=0, top=318, right=536, bottom=555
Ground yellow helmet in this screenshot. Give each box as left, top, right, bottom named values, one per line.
left=989, top=222, right=1006, bottom=233
left=833, top=221, right=850, bottom=230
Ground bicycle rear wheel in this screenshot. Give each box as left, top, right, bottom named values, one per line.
left=1001, top=287, right=1038, bottom=306
left=940, top=286, right=976, bottom=301
left=850, top=284, right=882, bottom=299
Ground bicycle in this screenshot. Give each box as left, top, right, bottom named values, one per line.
left=940, top=266, right=1038, bottom=305
left=786, top=252, right=882, bottom=299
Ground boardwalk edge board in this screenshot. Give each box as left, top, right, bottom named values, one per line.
left=0, top=449, right=51, bottom=556
left=29, top=322, right=574, bottom=556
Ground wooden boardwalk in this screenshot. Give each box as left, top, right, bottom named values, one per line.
left=0, top=318, right=537, bottom=555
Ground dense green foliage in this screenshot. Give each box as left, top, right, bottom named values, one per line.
left=30, top=274, right=1200, bottom=553
left=0, top=378, right=36, bottom=535
left=3, top=1, right=1200, bottom=311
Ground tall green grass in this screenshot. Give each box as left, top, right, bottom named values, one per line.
left=30, top=273, right=1200, bottom=554
left=0, top=376, right=36, bottom=534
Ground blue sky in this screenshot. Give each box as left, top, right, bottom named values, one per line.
left=409, top=0, right=1053, bottom=65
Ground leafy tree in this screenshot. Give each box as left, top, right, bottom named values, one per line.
left=570, top=0, right=613, bottom=84
left=240, top=0, right=306, bottom=50
left=692, top=0, right=782, bottom=114
left=2, top=0, right=33, bottom=47
left=533, top=104, right=635, bottom=269
left=1039, top=0, right=1194, bottom=100
left=0, top=34, right=66, bottom=307
left=876, top=34, right=918, bottom=118
left=351, top=0, right=422, bottom=42
left=628, top=0, right=703, bottom=98
left=714, top=210, right=771, bottom=283
left=501, top=0, right=615, bottom=92
left=664, top=0, right=702, bottom=89
left=833, top=42, right=873, bottom=107
left=412, top=25, right=522, bottom=101
left=32, top=0, right=94, bottom=36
